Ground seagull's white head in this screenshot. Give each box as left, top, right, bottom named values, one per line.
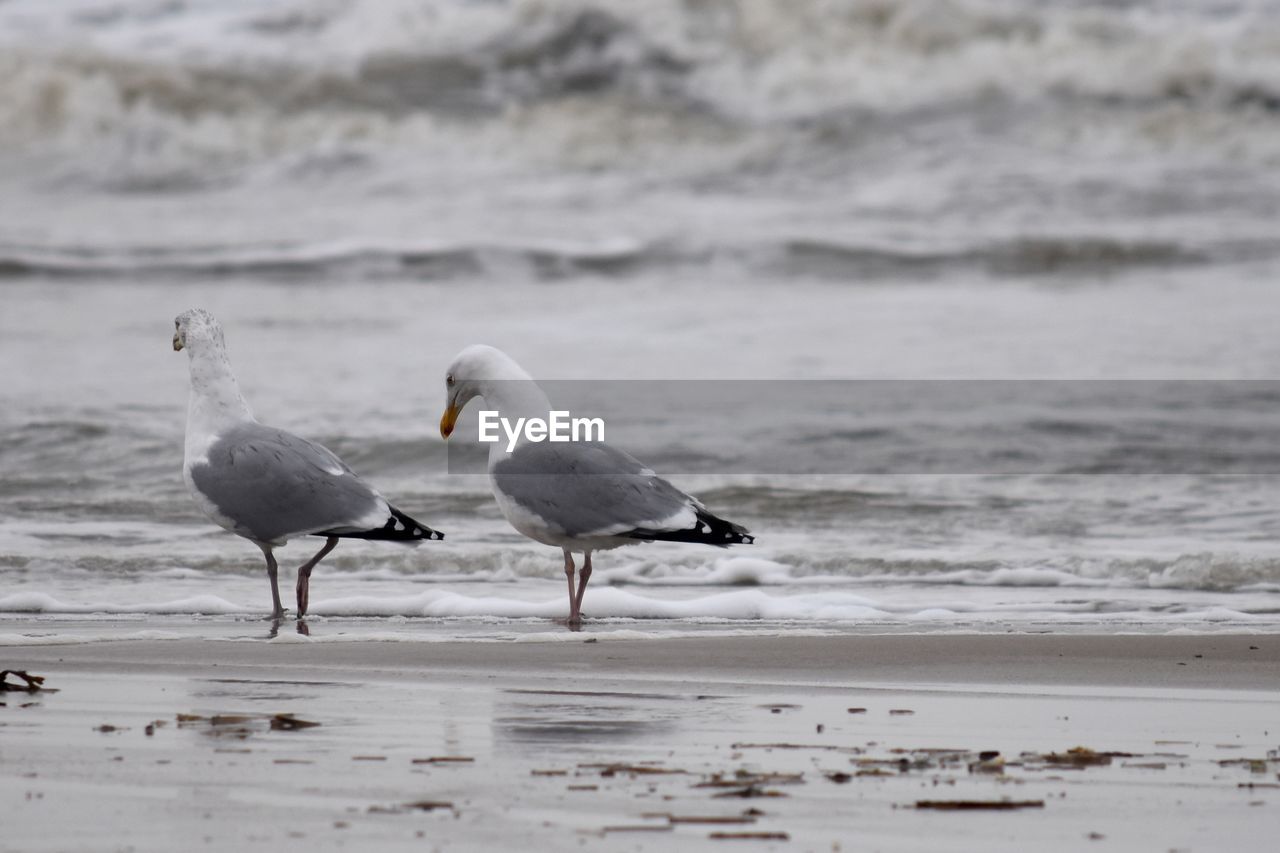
left=439, top=344, right=534, bottom=439
left=173, top=308, right=225, bottom=354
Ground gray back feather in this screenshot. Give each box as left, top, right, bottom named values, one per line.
left=492, top=441, right=694, bottom=538
left=190, top=423, right=383, bottom=544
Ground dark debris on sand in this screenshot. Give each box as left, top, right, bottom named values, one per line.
left=2, top=671, right=55, bottom=692
left=916, top=799, right=1045, bottom=811
left=588, top=763, right=688, bottom=778
left=270, top=714, right=321, bottom=731
left=695, top=771, right=805, bottom=788
left=712, top=785, right=789, bottom=799
left=173, top=711, right=320, bottom=738
left=601, top=825, right=672, bottom=834
left=1033, top=747, right=1122, bottom=768
left=368, top=800, right=457, bottom=815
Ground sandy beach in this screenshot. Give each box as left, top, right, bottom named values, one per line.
left=3, top=631, right=1277, bottom=852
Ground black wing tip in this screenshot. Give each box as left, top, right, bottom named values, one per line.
left=626, top=508, right=754, bottom=547
left=326, top=507, right=445, bottom=542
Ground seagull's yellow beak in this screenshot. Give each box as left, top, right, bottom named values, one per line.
left=172, top=333, right=184, bottom=352
left=439, top=403, right=460, bottom=439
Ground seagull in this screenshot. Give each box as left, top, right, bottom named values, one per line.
left=173, top=308, right=442, bottom=618
left=438, top=345, right=752, bottom=626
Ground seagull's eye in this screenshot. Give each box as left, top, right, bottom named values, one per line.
left=446, top=374, right=455, bottom=387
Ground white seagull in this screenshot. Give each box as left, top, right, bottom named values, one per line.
left=174, top=308, right=442, bottom=618
left=438, top=345, right=752, bottom=626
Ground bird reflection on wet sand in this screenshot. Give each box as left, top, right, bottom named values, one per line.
left=266, top=618, right=311, bottom=639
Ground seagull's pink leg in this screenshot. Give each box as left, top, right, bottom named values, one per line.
left=258, top=545, right=285, bottom=619
left=572, top=551, right=593, bottom=626
left=563, top=549, right=577, bottom=623
left=295, top=536, right=338, bottom=618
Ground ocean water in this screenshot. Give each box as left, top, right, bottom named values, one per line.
left=2, top=0, right=1280, bottom=636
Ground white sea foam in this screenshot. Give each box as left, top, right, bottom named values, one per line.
left=1, top=582, right=1274, bottom=633
left=0, top=592, right=245, bottom=615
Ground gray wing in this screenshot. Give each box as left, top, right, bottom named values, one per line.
left=189, top=422, right=385, bottom=544
left=491, top=441, right=697, bottom=539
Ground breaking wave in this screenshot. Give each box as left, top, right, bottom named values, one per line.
left=0, top=234, right=1246, bottom=282
left=2, top=0, right=1279, bottom=169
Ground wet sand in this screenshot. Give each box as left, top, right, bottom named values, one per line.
left=3, top=632, right=1278, bottom=851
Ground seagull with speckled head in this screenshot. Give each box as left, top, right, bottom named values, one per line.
left=173, top=308, right=442, bottom=618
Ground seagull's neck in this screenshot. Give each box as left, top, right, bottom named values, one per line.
left=478, top=378, right=554, bottom=463
left=184, top=344, right=254, bottom=463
